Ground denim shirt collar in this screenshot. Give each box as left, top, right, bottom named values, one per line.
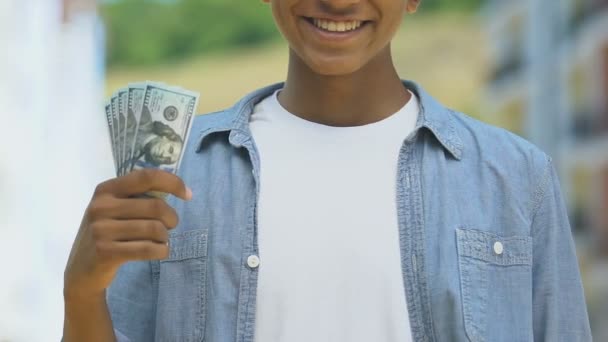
left=196, top=80, right=463, bottom=160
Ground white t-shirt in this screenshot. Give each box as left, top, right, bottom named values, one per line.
left=250, top=89, right=419, bottom=342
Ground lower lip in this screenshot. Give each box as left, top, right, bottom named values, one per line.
left=301, top=18, right=369, bottom=43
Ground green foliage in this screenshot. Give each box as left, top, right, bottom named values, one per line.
left=102, top=0, right=484, bottom=67
left=101, top=0, right=277, bottom=67
left=419, top=0, right=484, bottom=12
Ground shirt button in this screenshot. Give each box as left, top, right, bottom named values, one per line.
left=247, top=255, right=260, bottom=269
left=493, top=241, right=504, bottom=255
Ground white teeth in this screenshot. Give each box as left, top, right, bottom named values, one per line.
left=312, top=19, right=363, bottom=32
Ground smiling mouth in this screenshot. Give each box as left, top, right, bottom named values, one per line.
left=304, top=17, right=370, bottom=33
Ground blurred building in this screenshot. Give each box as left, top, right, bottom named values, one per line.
left=482, top=0, right=608, bottom=338
left=0, top=0, right=112, bottom=340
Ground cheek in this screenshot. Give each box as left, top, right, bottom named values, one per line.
left=379, top=6, right=406, bottom=40
left=271, top=2, right=293, bottom=40
left=271, top=0, right=310, bottom=49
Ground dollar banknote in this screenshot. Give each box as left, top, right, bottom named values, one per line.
left=104, top=102, right=117, bottom=172
left=117, top=89, right=128, bottom=175
left=124, top=83, right=146, bottom=173
left=110, top=93, right=121, bottom=174
left=118, top=88, right=129, bottom=175
left=105, top=82, right=200, bottom=177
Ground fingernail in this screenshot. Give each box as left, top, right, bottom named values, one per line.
left=186, top=186, right=193, bottom=200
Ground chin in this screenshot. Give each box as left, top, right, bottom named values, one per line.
left=303, top=53, right=366, bottom=76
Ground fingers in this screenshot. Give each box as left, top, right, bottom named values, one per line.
left=92, top=220, right=171, bottom=263
left=97, top=169, right=192, bottom=200
left=97, top=240, right=169, bottom=263
left=84, top=169, right=189, bottom=267
left=88, top=197, right=179, bottom=228
left=92, top=220, right=168, bottom=243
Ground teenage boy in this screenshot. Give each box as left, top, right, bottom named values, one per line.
left=63, top=0, right=592, bottom=341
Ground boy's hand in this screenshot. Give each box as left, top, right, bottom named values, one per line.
left=63, top=169, right=192, bottom=302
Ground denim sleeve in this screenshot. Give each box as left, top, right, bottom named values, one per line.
left=531, top=158, right=592, bottom=341
left=106, top=260, right=159, bottom=342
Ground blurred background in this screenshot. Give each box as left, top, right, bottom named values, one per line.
left=0, top=0, right=606, bottom=340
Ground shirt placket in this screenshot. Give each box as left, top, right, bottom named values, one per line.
left=397, top=136, right=436, bottom=342
left=234, top=133, right=262, bottom=342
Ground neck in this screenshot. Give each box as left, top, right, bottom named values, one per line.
left=278, top=46, right=410, bottom=127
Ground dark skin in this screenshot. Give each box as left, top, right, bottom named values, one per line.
left=264, top=0, right=421, bottom=126
left=281, top=48, right=410, bottom=126
left=63, top=170, right=192, bottom=342
left=63, top=1, right=420, bottom=340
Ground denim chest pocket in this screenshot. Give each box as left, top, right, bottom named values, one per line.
left=456, top=228, right=533, bottom=342
left=155, top=229, right=208, bottom=342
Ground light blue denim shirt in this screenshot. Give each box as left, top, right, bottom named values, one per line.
left=107, top=81, right=592, bottom=342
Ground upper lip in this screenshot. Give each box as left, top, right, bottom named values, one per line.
left=303, top=15, right=369, bottom=22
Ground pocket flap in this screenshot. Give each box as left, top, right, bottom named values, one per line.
left=162, top=229, right=208, bottom=262
left=456, top=228, right=532, bottom=266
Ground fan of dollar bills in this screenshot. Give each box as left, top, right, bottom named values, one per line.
left=104, top=82, right=200, bottom=177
